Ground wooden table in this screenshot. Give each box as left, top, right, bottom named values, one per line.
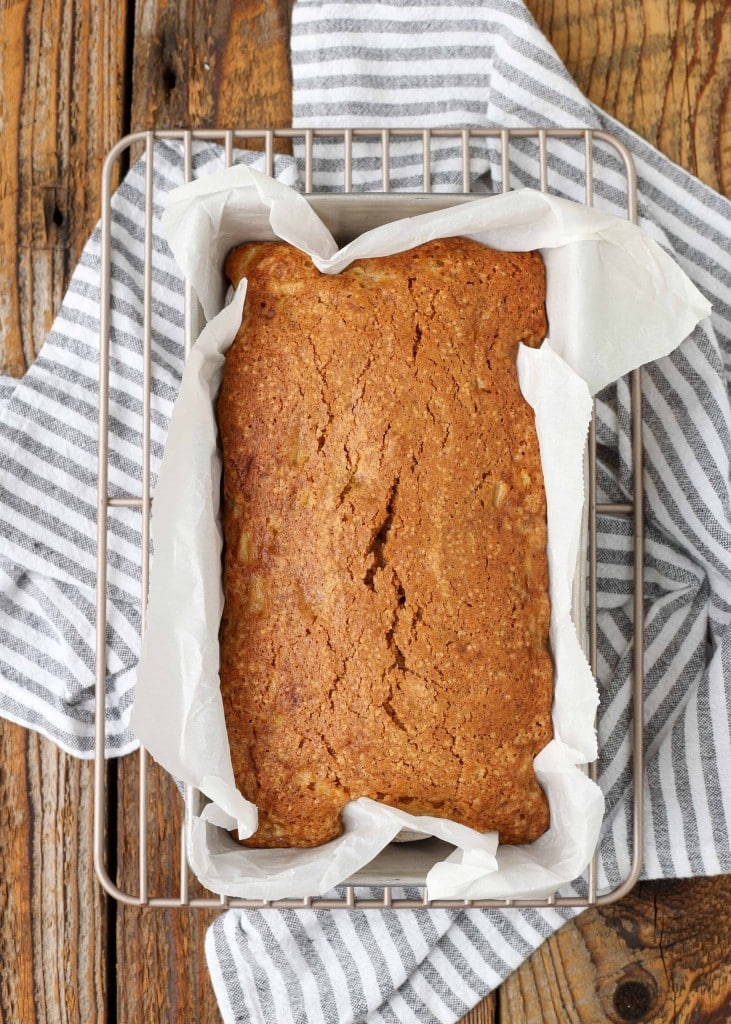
left=0, top=2, right=729, bottom=1021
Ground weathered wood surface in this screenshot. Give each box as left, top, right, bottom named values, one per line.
left=526, top=0, right=730, bottom=195
left=0, top=0, right=127, bottom=1022
left=0, top=1, right=729, bottom=1023
left=0, top=723, right=106, bottom=1024
left=114, top=4, right=295, bottom=1020
left=477, top=1, right=731, bottom=1020
left=0, top=0, right=128, bottom=376
left=499, top=877, right=731, bottom=1023
left=129, top=0, right=293, bottom=156
left=115, top=756, right=221, bottom=1022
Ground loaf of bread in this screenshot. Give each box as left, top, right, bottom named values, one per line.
left=217, top=237, right=552, bottom=848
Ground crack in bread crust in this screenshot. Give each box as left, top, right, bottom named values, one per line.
left=217, top=237, right=552, bottom=849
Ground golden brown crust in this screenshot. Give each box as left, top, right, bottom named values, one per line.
left=218, top=237, right=552, bottom=848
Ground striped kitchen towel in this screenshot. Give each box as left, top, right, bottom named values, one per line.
left=205, top=2, right=731, bottom=1022
left=0, top=0, right=729, bottom=1020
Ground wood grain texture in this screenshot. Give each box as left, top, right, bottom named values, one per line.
left=115, top=755, right=221, bottom=1023
left=130, top=0, right=293, bottom=140
left=0, top=2, right=728, bottom=1023
left=470, top=3, right=731, bottom=1021
left=499, top=877, right=731, bottom=1022
left=491, top=5, right=731, bottom=1022
left=0, top=723, right=106, bottom=1024
left=463, top=995, right=497, bottom=1023
left=114, top=6, right=294, bottom=1020
left=0, top=0, right=128, bottom=376
left=525, top=0, right=731, bottom=194
left=0, top=2, right=127, bottom=1021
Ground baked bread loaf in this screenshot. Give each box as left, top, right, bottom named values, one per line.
left=218, top=237, right=552, bottom=848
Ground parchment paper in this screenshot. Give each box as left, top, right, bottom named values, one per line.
left=130, top=166, right=710, bottom=900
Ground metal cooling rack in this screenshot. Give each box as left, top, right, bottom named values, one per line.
left=95, top=127, right=643, bottom=910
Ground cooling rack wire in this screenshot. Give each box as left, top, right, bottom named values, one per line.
left=94, top=127, right=643, bottom=910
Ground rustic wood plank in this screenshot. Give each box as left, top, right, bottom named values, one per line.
left=478, top=3, right=730, bottom=1021
left=525, top=0, right=731, bottom=194
left=115, top=754, right=221, bottom=1022
left=117, top=4, right=728, bottom=1023
left=499, top=877, right=731, bottom=1022
left=493, top=4, right=730, bottom=1022
left=0, top=0, right=128, bottom=1021
left=0, top=0, right=128, bottom=375
left=463, top=994, right=497, bottom=1023
left=0, top=723, right=106, bottom=1023
left=0, top=1, right=724, bottom=1022
left=114, top=5, right=294, bottom=1021
left=130, top=0, right=292, bottom=139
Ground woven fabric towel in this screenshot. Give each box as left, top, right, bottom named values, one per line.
left=0, top=142, right=299, bottom=754
left=205, top=2, right=731, bottom=1021
left=0, top=0, right=729, bottom=1021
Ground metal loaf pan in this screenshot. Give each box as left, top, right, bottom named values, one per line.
left=185, top=191, right=589, bottom=894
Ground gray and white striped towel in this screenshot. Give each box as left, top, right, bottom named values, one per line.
left=1, top=0, right=730, bottom=1020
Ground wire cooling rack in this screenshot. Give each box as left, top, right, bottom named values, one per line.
left=94, top=127, right=643, bottom=910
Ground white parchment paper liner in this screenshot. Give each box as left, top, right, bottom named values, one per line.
left=130, top=167, right=711, bottom=901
